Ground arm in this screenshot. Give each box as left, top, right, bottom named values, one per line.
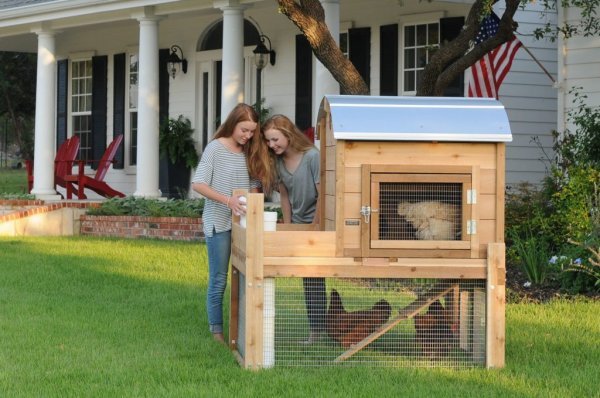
left=279, top=182, right=292, bottom=224
left=192, top=182, right=247, bottom=216
left=311, top=182, right=321, bottom=226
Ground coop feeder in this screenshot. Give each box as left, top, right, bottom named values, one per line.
left=229, top=95, right=510, bottom=370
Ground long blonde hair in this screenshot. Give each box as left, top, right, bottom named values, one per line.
left=261, top=114, right=314, bottom=153
left=214, top=103, right=276, bottom=195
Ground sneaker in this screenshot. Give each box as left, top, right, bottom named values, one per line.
left=212, top=332, right=226, bottom=344
left=301, top=331, right=324, bottom=345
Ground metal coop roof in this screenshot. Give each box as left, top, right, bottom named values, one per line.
left=318, top=95, right=512, bottom=142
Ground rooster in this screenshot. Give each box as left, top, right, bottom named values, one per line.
left=413, top=300, right=458, bottom=358
left=397, top=201, right=460, bottom=240
left=325, top=289, right=392, bottom=348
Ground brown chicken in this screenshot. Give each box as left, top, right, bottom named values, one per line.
left=413, top=300, right=458, bottom=358
left=325, top=289, right=392, bottom=348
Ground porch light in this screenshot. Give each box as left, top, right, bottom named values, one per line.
left=253, top=34, right=276, bottom=70
left=167, top=45, right=188, bottom=79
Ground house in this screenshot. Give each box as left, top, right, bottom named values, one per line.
left=0, top=0, right=577, bottom=200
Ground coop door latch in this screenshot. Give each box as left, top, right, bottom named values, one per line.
left=360, top=205, right=378, bottom=224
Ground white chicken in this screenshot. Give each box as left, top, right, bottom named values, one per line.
left=397, top=201, right=460, bottom=240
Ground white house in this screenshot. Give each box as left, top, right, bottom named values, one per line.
left=0, top=0, right=572, bottom=200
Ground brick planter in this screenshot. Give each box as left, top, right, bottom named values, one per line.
left=80, top=215, right=204, bottom=242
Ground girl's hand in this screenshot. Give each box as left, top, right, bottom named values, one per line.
left=228, top=195, right=247, bottom=216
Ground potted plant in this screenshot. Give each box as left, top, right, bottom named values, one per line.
left=159, top=115, right=200, bottom=199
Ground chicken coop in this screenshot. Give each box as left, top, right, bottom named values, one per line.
left=229, top=95, right=510, bottom=370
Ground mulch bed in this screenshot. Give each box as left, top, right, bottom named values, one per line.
left=506, top=264, right=599, bottom=303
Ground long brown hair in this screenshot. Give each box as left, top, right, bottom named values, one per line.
left=262, top=114, right=314, bottom=153
left=213, top=103, right=276, bottom=195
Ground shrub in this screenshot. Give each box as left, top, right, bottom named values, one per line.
left=86, top=197, right=204, bottom=218
left=509, top=229, right=552, bottom=285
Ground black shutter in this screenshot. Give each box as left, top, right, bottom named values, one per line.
left=113, top=53, right=125, bottom=169
left=349, top=27, right=371, bottom=92
left=91, top=55, right=108, bottom=168
left=295, top=34, right=312, bottom=131
left=56, top=59, right=68, bottom=149
left=159, top=48, right=170, bottom=128
left=440, top=16, right=465, bottom=97
left=380, top=24, right=398, bottom=96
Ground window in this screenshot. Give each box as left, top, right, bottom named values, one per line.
left=71, top=59, right=92, bottom=160
left=340, top=32, right=349, bottom=58
left=402, top=23, right=439, bottom=94
left=128, top=53, right=138, bottom=166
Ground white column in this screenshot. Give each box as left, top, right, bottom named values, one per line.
left=31, top=31, right=61, bottom=199
left=313, top=0, right=340, bottom=126
left=219, top=3, right=245, bottom=122
left=134, top=12, right=162, bottom=198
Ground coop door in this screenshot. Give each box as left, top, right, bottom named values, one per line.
left=361, top=165, right=479, bottom=258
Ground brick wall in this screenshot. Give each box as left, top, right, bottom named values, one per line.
left=80, top=215, right=204, bottom=241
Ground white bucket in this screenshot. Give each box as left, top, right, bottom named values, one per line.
left=263, top=211, right=278, bottom=231
left=240, top=211, right=278, bottom=231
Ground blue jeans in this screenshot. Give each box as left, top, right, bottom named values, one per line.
left=206, top=228, right=231, bottom=334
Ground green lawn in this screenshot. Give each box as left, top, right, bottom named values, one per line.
left=0, top=167, right=28, bottom=194
left=0, top=236, right=598, bottom=397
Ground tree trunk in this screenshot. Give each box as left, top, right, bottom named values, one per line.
left=278, top=0, right=369, bottom=95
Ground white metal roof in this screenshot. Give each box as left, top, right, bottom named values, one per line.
left=318, top=95, right=512, bottom=142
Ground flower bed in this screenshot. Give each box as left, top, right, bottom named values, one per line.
left=80, top=215, right=204, bottom=242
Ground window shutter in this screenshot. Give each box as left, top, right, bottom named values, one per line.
left=112, top=53, right=125, bottom=169
left=380, top=24, right=398, bottom=96
left=440, top=16, right=465, bottom=97
left=159, top=48, right=170, bottom=128
left=91, top=55, right=108, bottom=168
left=349, top=27, right=371, bottom=92
left=295, top=34, right=313, bottom=131
left=56, top=59, right=68, bottom=149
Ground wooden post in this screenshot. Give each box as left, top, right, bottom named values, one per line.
left=241, top=193, right=265, bottom=369
left=486, top=242, right=506, bottom=368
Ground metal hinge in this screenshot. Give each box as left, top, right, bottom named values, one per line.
left=467, top=189, right=477, bottom=204
left=467, top=220, right=477, bottom=235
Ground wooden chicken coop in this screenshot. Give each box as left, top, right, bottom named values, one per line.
left=229, top=95, right=509, bottom=370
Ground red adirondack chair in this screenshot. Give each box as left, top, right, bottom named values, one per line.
left=26, top=135, right=80, bottom=194
left=64, top=134, right=125, bottom=199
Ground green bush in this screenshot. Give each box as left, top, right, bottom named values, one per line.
left=545, top=166, right=599, bottom=247
left=509, top=229, right=552, bottom=285
left=86, top=197, right=204, bottom=218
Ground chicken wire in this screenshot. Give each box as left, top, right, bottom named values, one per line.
left=379, top=182, right=463, bottom=241
left=240, top=277, right=488, bottom=368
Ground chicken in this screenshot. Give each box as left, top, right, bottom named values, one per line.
left=325, top=289, right=392, bottom=348
left=413, top=300, right=458, bottom=358
left=397, top=201, right=460, bottom=240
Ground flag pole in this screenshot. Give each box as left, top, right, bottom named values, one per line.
left=520, top=43, right=556, bottom=83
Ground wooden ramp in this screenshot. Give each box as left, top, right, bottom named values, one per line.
left=335, top=282, right=458, bottom=362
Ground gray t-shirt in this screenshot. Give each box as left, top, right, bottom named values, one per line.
left=193, top=139, right=259, bottom=237
left=276, top=147, right=320, bottom=224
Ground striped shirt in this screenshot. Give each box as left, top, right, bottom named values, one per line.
left=193, top=139, right=260, bottom=237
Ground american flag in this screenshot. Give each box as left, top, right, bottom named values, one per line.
left=466, top=11, right=522, bottom=98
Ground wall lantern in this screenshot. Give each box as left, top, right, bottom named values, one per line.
left=167, top=45, right=188, bottom=79
left=253, top=34, right=276, bottom=70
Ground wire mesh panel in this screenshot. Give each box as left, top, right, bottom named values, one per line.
left=272, top=277, right=486, bottom=368
left=380, top=182, right=463, bottom=241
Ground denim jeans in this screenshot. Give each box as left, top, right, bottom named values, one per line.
left=206, top=228, right=231, bottom=334
left=303, top=277, right=326, bottom=333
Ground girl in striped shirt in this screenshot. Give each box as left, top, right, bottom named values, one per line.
left=192, top=103, right=275, bottom=344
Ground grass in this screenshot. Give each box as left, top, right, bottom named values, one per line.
left=0, top=167, right=28, bottom=195
left=1, top=236, right=599, bottom=397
